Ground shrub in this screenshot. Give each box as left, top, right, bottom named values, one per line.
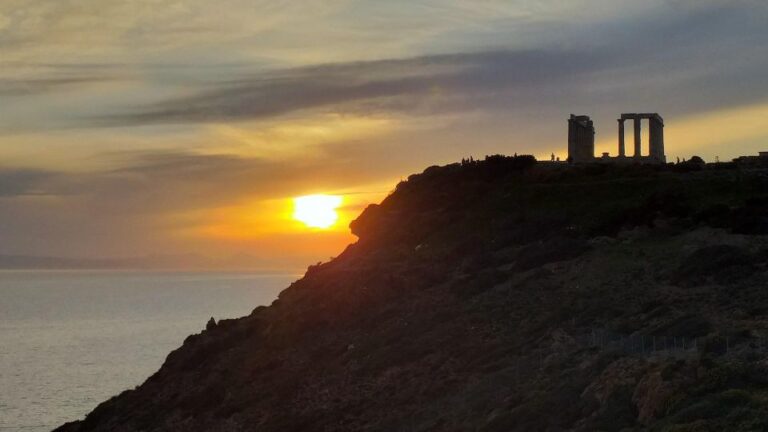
left=514, top=237, right=588, bottom=271
left=731, top=197, right=768, bottom=235
left=653, top=315, right=713, bottom=338
left=672, top=245, right=756, bottom=286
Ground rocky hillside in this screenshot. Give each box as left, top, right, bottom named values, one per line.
left=57, top=156, right=768, bottom=432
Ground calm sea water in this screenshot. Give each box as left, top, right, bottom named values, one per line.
left=0, top=270, right=297, bottom=432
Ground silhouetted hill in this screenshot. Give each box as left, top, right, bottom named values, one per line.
left=57, top=157, right=768, bottom=431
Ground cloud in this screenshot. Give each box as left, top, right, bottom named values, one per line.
left=0, top=168, right=57, bottom=196
left=88, top=49, right=606, bottom=126
left=0, top=0, right=350, bottom=66
left=0, top=75, right=117, bottom=96
left=78, top=3, right=768, bottom=130
left=0, top=144, right=400, bottom=212
left=2, top=1, right=767, bottom=137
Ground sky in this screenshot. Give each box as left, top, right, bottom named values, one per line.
left=1, top=0, right=767, bottom=269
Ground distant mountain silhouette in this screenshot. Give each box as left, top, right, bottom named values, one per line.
left=0, top=252, right=281, bottom=271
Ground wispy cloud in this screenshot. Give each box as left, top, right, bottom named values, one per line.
left=0, top=168, right=57, bottom=196
left=72, top=3, right=768, bottom=130
left=89, top=49, right=606, bottom=126
left=0, top=75, right=118, bottom=96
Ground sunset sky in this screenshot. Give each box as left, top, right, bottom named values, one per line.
left=2, top=0, right=768, bottom=269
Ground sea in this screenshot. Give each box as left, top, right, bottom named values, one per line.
left=0, top=270, right=297, bottom=432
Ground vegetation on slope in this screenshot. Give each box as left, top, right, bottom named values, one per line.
left=58, top=156, right=768, bottom=432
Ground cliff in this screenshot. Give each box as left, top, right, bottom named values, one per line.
left=57, top=157, right=768, bottom=431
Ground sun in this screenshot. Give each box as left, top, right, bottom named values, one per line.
left=292, top=194, right=343, bottom=229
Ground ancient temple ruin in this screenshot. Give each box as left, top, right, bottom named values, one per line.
left=568, top=113, right=666, bottom=164
left=567, top=115, right=595, bottom=164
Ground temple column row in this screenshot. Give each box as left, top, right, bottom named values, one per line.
left=617, top=118, right=645, bottom=158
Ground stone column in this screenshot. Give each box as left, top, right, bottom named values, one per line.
left=633, top=117, right=642, bottom=158
left=657, top=120, right=665, bottom=162
left=618, top=119, right=625, bottom=157
left=649, top=118, right=666, bottom=162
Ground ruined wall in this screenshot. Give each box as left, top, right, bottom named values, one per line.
left=568, top=115, right=595, bottom=163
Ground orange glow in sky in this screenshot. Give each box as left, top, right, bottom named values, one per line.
left=2, top=1, right=766, bottom=270
left=292, top=194, right=344, bottom=229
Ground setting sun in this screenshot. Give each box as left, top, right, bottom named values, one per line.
left=292, top=194, right=343, bottom=229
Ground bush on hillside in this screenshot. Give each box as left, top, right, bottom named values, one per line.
left=672, top=245, right=756, bottom=286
